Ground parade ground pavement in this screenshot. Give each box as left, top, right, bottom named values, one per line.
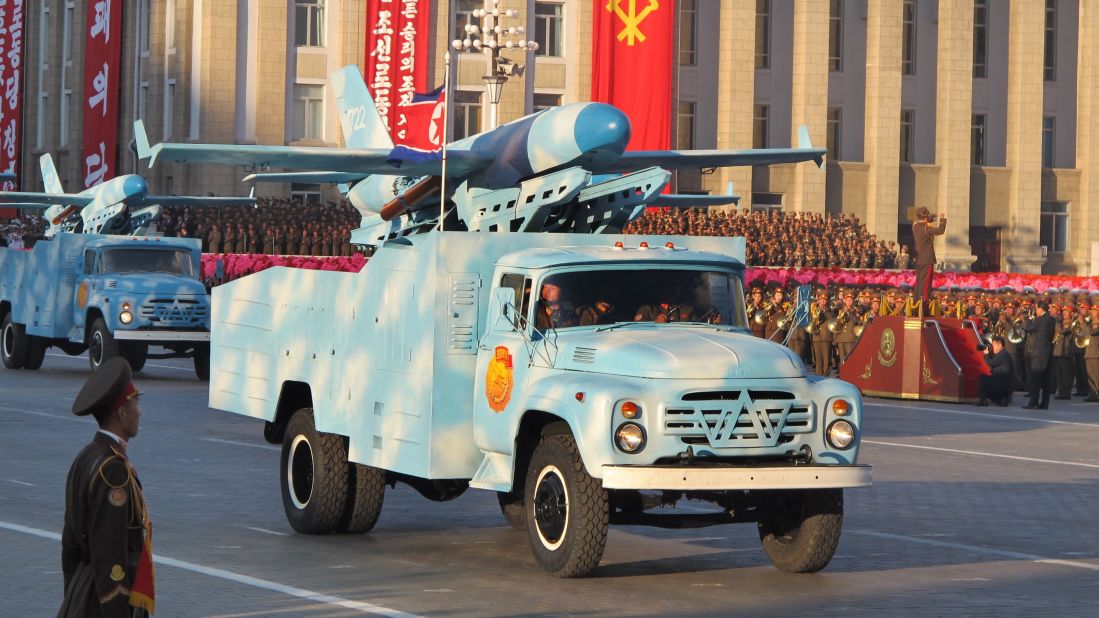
left=2, top=352, right=1097, bottom=617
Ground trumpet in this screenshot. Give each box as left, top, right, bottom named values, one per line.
left=753, top=301, right=773, bottom=326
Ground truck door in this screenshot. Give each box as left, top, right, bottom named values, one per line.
left=73, top=249, right=96, bottom=333
left=474, top=272, right=532, bottom=455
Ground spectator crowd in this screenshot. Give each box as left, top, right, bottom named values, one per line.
left=624, top=208, right=910, bottom=269
left=0, top=215, right=47, bottom=248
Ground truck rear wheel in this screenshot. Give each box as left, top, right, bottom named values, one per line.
left=280, top=408, right=349, bottom=534
left=23, top=336, right=47, bottom=370
left=757, top=489, right=844, bottom=573
left=2, top=314, right=29, bottom=369
left=524, top=433, right=608, bottom=577
left=337, top=463, right=385, bottom=533
left=193, top=343, right=210, bottom=380
left=497, top=491, right=527, bottom=530
left=87, top=318, right=118, bottom=372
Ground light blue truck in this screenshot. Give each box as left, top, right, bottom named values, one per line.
left=0, top=233, right=211, bottom=379
left=210, top=232, right=871, bottom=577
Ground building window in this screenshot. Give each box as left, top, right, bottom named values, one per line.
left=971, top=113, right=986, bottom=166
left=677, top=101, right=696, bottom=150
left=1042, top=116, right=1055, bottom=168
left=295, top=0, right=326, bottom=47
left=679, top=0, right=697, bottom=66
left=902, top=0, right=916, bottom=76
left=829, top=0, right=843, bottom=72
left=165, top=0, right=176, bottom=51
left=454, top=0, right=480, bottom=41
left=290, top=183, right=323, bottom=206
left=755, top=0, right=770, bottom=69
left=139, top=0, right=150, bottom=54
left=138, top=82, right=148, bottom=123
left=533, top=93, right=561, bottom=112
left=63, top=3, right=74, bottom=63
left=292, top=84, right=325, bottom=141
left=534, top=3, right=563, bottom=57
left=35, top=3, right=48, bottom=151
left=164, top=81, right=176, bottom=140
left=900, top=109, right=915, bottom=163
left=1040, top=201, right=1068, bottom=253
left=60, top=90, right=71, bottom=146
left=1044, top=0, right=1056, bottom=81
left=973, top=0, right=988, bottom=78
left=753, top=104, right=769, bottom=149
left=827, top=108, right=841, bottom=160
left=453, top=90, right=482, bottom=140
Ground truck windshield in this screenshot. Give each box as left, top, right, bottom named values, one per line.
left=99, top=249, right=194, bottom=277
left=534, top=268, right=746, bottom=330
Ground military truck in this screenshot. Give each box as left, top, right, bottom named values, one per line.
left=0, top=233, right=211, bottom=378
left=210, top=233, right=871, bottom=577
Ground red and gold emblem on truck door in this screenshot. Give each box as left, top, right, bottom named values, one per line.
left=485, top=346, right=514, bottom=413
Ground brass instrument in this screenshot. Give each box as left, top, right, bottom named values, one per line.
left=775, top=302, right=795, bottom=331
left=1007, top=317, right=1026, bottom=345
left=753, top=301, right=773, bottom=326
left=806, top=303, right=824, bottom=336
left=1072, top=317, right=1091, bottom=349
left=826, top=309, right=849, bottom=335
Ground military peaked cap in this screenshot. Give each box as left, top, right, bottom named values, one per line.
left=72, top=358, right=136, bottom=417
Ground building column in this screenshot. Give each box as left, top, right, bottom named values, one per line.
left=862, top=0, right=903, bottom=242
left=933, top=0, right=975, bottom=270
left=787, top=0, right=829, bottom=213
left=1075, top=2, right=1099, bottom=276
left=1003, top=0, right=1046, bottom=273
left=705, top=0, right=756, bottom=206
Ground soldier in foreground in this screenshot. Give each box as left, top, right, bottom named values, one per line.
left=59, top=358, right=155, bottom=617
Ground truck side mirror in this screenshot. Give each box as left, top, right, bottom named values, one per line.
left=494, top=287, right=518, bottom=331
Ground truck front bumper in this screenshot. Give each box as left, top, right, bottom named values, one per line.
left=113, top=330, right=210, bottom=342
left=601, top=464, right=872, bottom=491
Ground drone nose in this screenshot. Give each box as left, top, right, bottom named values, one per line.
left=122, top=175, right=148, bottom=205
left=574, top=103, right=630, bottom=164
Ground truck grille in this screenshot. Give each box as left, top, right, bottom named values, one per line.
left=139, top=298, right=208, bottom=325
left=664, top=389, right=814, bottom=449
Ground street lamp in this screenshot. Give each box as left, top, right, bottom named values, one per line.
left=451, top=0, right=539, bottom=129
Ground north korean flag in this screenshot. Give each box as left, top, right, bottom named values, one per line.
left=387, top=85, right=447, bottom=167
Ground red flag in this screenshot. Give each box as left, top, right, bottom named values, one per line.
left=0, top=2, right=27, bottom=216
left=81, top=0, right=124, bottom=189
left=592, top=0, right=676, bottom=151
left=365, top=0, right=432, bottom=147
left=129, top=523, right=156, bottom=614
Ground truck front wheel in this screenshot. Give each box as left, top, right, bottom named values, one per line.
left=1, top=313, right=29, bottom=369
left=523, top=434, right=608, bottom=577
left=757, top=489, right=844, bottom=573
left=87, top=318, right=118, bottom=372
left=280, top=408, right=349, bottom=534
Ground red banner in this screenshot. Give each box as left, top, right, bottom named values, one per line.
left=81, top=0, right=122, bottom=189
left=365, top=0, right=431, bottom=147
left=592, top=0, right=675, bottom=151
left=0, top=0, right=26, bottom=217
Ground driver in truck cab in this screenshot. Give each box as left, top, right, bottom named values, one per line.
left=535, top=282, right=579, bottom=330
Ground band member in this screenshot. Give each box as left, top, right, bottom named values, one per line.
left=1085, top=305, right=1099, bottom=402
left=833, top=290, right=858, bottom=364
left=912, top=207, right=947, bottom=308
left=764, top=286, right=790, bottom=341
left=809, top=291, right=833, bottom=376
left=747, top=285, right=766, bottom=338
left=1052, top=305, right=1075, bottom=399
left=1023, top=300, right=1055, bottom=410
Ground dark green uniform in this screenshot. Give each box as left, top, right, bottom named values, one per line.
left=59, top=433, right=149, bottom=618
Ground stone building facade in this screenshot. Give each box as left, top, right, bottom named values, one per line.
left=20, top=1, right=1098, bottom=274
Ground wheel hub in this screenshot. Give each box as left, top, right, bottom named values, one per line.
left=90, top=332, right=103, bottom=366
left=533, top=468, right=568, bottom=547
left=288, top=435, right=315, bottom=509
left=2, top=323, right=12, bottom=358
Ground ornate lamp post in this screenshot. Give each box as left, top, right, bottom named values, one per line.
left=451, top=0, right=539, bottom=130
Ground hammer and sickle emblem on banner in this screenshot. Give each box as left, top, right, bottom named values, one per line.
left=606, top=0, right=660, bottom=46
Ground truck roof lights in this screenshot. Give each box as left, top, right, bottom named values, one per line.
left=638, top=242, right=649, bottom=250
left=613, top=241, right=624, bottom=250
left=664, top=242, right=675, bottom=249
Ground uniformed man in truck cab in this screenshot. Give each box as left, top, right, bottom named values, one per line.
left=578, top=300, right=615, bottom=326
left=535, top=282, right=579, bottom=330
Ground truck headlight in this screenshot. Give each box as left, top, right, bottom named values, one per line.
left=615, top=423, right=646, bottom=453
left=827, top=420, right=856, bottom=449
left=119, top=310, right=133, bottom=324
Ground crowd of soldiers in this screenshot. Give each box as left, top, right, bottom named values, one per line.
left=624, top=209, right=910, bottom=269
left=156, top=198, right=362, bottom=256
left=0, top=215, right=47, bottom=248
left=747, top=283, right=1099, bottom=403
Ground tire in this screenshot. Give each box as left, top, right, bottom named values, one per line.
left=23, top=336, right=47, bottom=370
left=523, top=433, right=608, bottom=577
left=87, top=318, right=118, bottom=372
left=2, top=313, right=29, bottom=369
left=120, top=342, right=148, bottom=372
left=757, top=489, right=844, bottom=573
left=497, top=491, right=527, bottom=530
left=193, top=343, right=210, bottom=381
left=336, top=462, right=385, bottom=533
left=280, top=408, right=349, bottom=534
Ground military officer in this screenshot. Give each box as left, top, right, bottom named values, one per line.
left=60, top=358, right=154, bottom=617
left=810, top=291, right=834, bottom=376
left=536, top=282, right=579, bottom=330
left=833, top=290, right=858, bottom=364
left=764, top=286, right=790, bottom=341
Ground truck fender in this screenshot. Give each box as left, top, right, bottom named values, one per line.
left=264, top=381, right=314, bottom=444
